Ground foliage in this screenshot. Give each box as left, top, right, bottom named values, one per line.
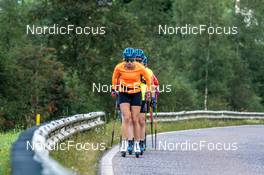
left=0, top=0, right=264, bottom=130
left=0, top=130, right=20, bottom=175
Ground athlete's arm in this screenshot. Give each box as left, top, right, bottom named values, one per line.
left=146, top=68, right=155, bottom=97
left=152, top=74, right=160, bottom=99
left=141, top=67, right=151, bottom=92
left=112, top=65, right=121, bottom=91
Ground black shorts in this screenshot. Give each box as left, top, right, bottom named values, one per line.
left=119, top=92, right=142, bottom=106
left=140, top=100, right=146, bottom=113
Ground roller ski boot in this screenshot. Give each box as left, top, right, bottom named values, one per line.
left=134, top=141, right=141, bottom=158
left=139, top=140, right=145, bottom=155
left=120, top=140, right=128, bottom=157
left=127, top=140, right=133, bottom=155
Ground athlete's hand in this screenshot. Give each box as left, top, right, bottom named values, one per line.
left=111, top=90, right=118, bottom=97
left=155, top=88, right=160, bottom=98
left=145, top=91, right=151, bottom=101
left=151, top=97, right=156, bottom=108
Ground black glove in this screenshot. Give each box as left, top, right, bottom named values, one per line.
left=151, top=97, right=156, bottom=108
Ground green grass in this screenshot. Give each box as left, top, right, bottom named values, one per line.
left=50, top=118, right=264, bottom=175
left=0, top=130, right=20, bottom=175
left=51, top=123, right=120, bottom=175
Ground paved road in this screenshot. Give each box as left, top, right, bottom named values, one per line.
left=100, top=125, right=264, bottom=175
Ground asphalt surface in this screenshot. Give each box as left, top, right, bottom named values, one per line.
left=110, top=125, right=264, bottom=175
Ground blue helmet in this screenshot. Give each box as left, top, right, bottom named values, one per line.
left=123, top=48, right=134, bottom=60
left=133, top=49, right=144, bottom=59
left=142, top=56, right=148, bottom=66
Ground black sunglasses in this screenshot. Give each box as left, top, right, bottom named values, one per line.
left=126, top=58, right=135, bottom=62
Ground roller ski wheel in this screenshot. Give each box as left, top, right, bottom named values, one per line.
left=121, top=151, right=126, bottom=157
left=135, top=152, right=140, bottom=158
left=140, top=150, right=143, bottom=155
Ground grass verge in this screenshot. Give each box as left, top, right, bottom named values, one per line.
left=50, top=118, right=264, bottom=175
left=0, top=130, right=20, bottom=175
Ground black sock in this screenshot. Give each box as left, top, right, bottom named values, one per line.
left=128, top=140, right=133, bottom=146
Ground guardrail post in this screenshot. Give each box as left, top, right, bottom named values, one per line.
left=36, top=114, right=41, bottom=126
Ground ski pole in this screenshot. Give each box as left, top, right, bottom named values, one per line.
left=149, top=100, right=154, bottom=148
left=119, top=109, right=122, bottom=149
left=110, top=98, right=118, bottom=147
left=154, top=97, right=158, bottom=150
left=144, top=100, right=149, bottom=150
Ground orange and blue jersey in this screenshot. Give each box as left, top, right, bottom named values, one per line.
left=112, top=61, right=151, bottom=94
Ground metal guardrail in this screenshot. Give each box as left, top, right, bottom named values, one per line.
left=12, top=112, right=105, bottom=175
left=12, top=110, right=264, bottom=175
left=147, top=110, right=264, bottom=122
